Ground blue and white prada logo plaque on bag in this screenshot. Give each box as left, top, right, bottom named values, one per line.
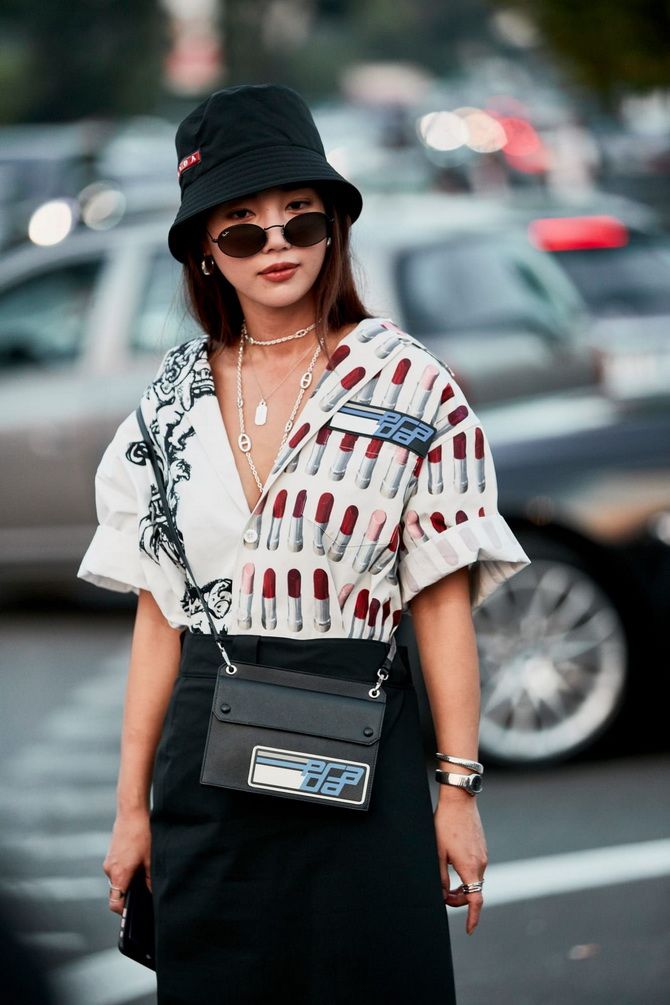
left=249, top=745, right=370, bottom=804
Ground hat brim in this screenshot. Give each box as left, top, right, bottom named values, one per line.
left=168, top=144, right=363, bottom=263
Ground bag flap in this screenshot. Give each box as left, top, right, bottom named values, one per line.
left=212, top=673, right=385, bottom=745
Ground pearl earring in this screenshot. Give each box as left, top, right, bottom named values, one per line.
left=201, top=255, right=215, bottom=276
left=326, top=237, right=332, bottom=246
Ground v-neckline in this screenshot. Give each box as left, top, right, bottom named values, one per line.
left=199, top=318, right=371, bottom=519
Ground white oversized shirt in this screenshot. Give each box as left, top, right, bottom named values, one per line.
left=77, top=316, right=531, bottom=640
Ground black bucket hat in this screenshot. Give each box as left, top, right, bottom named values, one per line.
left=167, top=83, right=363, bottom=263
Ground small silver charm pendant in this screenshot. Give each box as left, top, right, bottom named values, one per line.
left=300, top=371, right=313, bottom=390
left=238, top=432, right=252, bottom=452
left=254, top=399, right=268, bottom=426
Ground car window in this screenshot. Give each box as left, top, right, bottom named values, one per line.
left=396, top=234, right=583, bottom=339
left=131, top=252, right=199, bottom=354
left=550, top=237, right=670, bottom=316
left=0, top=259, right=101, bottom=368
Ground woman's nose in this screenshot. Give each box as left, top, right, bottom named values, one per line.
left=262, top=221, right=291, bottom=251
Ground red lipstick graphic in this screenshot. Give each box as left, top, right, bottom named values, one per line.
left=271, top=422, right=310, bottom=474
left=430, top=511, right=459, bottom=564
left=367, top=597, right=380, bottom=640
left=408, top=364, right=439, bottom=418
left=262, top=568, right=276, bottom=630
left=453, top=432, right=468, bottom=493
left=338, top=582, right=355, bottom=609
left=375, top=334, right=404, bottom=358
left=305, top=425, right=331, bottom=475
left=369, top=523, right=400, bottom=575
left=405, top=510, right=429, bottom=544
left=353, top=509, right=387, bottom=573
left=355, top=436, right=384, bottom=489
left=403, top=454, right=424, bottom=503
left=313, top=568, right=331, bottom=632
left=266, top=489, right=287, bottom=551
left=288, top=489, right=307, bottom=552
left=435, top=404, right=469, bottom=437
left=313, top=492, right=334, bottom=555
left=380, top=598, right=391, bottom=636
left=330, top=432, right=358, bottom=481
left=383, top=358, right=411, bottom=409
left=456, top=510, right=479, bottom=551
left=321, top=366, right=366, bottom=411
left=327, top=504, right=358, bottom=561
left=312, top=344, right=351, bottom=394
left=353, top=374, right=379, bottom=405
left=427, top=445, right=444, bottom=495
left=380, top=446, right=409, bottom=499
left=287, top=568, right=303, bottom=632
left=349, top=588, right=369, bottom=638
left=237, top=562, right=255, bottom=629
left=474, top=427, right=485, bottom=491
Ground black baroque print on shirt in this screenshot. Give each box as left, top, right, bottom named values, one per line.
left=181, top=577, right=233, bottom=635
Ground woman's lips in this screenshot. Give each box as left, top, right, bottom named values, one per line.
left=259, top=265, right=299, bottom=282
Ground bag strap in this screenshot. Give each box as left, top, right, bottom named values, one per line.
left=134, top=403, right=395, bottom=694
left=135, top=404, right=235, bottom=667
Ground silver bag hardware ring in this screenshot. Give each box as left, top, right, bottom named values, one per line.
left=135, top=405, right=396, bottom=812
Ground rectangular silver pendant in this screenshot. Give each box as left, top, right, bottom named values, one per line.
left=254, top=400, right=267, bottom=425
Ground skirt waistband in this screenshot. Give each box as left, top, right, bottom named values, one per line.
left=178, top=630, right=414, bottom=690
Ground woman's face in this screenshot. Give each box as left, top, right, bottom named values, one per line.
left=202, top=184, right=329, bottom=314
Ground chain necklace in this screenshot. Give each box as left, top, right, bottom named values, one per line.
left=240, top=318, right=320, bottom=346
left=236, top=335, right=322, bottom=493
left=247, top=338, right=318, bottom=426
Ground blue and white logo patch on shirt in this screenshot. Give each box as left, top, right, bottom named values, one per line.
left=328, top=402, right=437, bottom=456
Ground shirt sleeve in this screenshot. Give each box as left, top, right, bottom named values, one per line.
left=76, top=348, right=175, bottom=595
left=396, top=402, right=532, bottom=612
left=76, top=409, right=150, bottom=595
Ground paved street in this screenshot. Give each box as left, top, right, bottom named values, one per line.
left=1, top=604, right=668, bottom=1005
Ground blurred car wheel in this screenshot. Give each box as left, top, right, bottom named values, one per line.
left=474, top=537, right=628, bottom=767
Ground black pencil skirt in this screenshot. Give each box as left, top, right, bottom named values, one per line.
left=149, top=630, right=457, bottom=1005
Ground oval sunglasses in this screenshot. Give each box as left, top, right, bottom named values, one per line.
left=206, top=211, right=334, bottom=259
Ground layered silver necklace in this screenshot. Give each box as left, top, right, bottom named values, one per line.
left=236, top=322, right=323, bottom=493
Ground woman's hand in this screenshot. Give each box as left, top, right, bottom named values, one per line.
left=103, top=808, right=152, bottom=916
left=434, top=792, right=488, bottom=935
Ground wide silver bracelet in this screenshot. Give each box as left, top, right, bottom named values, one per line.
left=435, top=753, right=484, bottom=774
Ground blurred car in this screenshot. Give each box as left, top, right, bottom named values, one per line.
left=444, top=390, right=670, bottom=766
left=0, top=123, right=110, bottom=251
left=352, top=193, right=599, bottom=406
left=526, top=208, right=670, bottom=404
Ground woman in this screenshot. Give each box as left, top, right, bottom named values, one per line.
left=78, top=83, right=531, bottom=1003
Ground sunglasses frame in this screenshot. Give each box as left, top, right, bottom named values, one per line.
left=206, top=211, right=334, bottom=258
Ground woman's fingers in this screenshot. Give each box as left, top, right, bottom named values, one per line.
left=444, top=873, right=486, bottom=934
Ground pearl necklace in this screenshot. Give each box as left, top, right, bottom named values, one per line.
left=241, top=318, right=320, bottom=346
left=236, top=334, right=322, bottom=493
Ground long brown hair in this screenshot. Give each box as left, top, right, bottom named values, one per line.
left=180, top=182, right=372, bottom=362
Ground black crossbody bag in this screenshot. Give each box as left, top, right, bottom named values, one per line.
left=136, top=405, right=394, bottom=811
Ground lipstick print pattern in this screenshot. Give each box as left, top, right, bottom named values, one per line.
left=77, top=316, right=531, bottom=639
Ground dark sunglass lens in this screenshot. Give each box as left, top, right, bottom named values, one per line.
left=218, top=224, right=266, bottom=258
left=284, top=212, right=329, bottom=247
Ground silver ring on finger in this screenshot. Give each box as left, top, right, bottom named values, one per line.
left=108, top=883, right=126, bottom=897
left=460, top=880, right=484, bottom=894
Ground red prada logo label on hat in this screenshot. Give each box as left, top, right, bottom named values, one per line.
left=178, top=149, right=202, bottom=176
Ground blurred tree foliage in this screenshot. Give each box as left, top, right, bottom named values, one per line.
left=223, top=0, right=497, bottom=100
left=0, top=0, right=168, bottom=123
left=489, top=0, right=670, bottom=107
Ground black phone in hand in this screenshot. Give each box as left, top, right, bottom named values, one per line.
left=118, top=867, right=155, bottom=970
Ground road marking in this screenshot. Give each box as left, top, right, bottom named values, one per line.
left=476, top=837, right=670, bottom=907
left=51, top=947, right=156, bottom=1005
left=0, top=876, right=108, bottom=900
left=0, top=830, right=110, bottom=860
